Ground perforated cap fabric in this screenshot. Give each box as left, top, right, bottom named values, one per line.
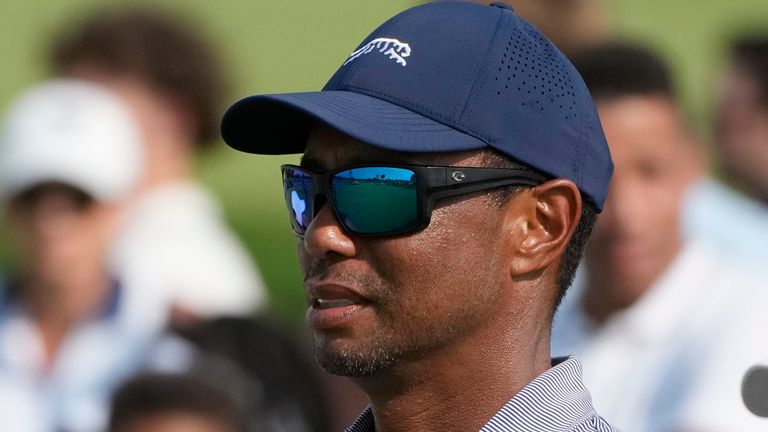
left=221, top=1, right=612, bottom=209
left=0, top=79, right=143, bottom=202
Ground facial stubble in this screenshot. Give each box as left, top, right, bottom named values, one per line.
left=304, top=255, right=497, bottom=377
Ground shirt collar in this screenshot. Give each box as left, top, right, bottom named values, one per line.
left=345, top=357, right=599, bottom=432
left=480, top=357, right=597, bottom=432
left=345, top=406, right=376, bottom=432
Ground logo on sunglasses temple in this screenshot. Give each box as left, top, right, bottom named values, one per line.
left=450, top=171, right=466, bottom=182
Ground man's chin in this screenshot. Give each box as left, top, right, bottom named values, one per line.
left=314, top=343, right=397, bottom=377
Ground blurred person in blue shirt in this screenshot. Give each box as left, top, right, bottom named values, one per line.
left=0, top=79, right=172, bottom=432
left=552, top=42, right=768, bottom=431
left=683, top=34, right=768, bottom=268
left=714, top=35, right=768, bottom=205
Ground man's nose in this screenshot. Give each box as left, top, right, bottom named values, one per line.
left=302, top=203, right=357, bottom=259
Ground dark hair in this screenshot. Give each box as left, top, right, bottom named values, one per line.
left=9, top=182, right=94, bottom=211
left=108, top=372, right=244, bottom=432
left=481, top=149, right=597, bottom=309
left=176, top=317, right=333, bottom=432
left=570, top=42, right=675, bottom=101
left=729, top=35, right=768, bottom=108
left=50, top=6, right=227, bottom=147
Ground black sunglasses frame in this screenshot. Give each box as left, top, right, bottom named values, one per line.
left=281, top=163, right=547, bottom=237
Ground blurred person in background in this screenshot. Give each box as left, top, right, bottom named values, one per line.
left=552, top=42, right=768, bottom=431
left=48, top=9, right=370, bottom=430
left=474, top=0, right=609, bottom=56
left=177, top=316, right=332, bottom=432
left=101, top=316, right=334, bottom=432
left=684, top=34, right=768, bottom=267
left=108, top=372, right=245, bottom=432
left=715, top=35, right=768, bottom=204
left=50, top=6, right=267, bottom=325
left=0, top=79, right=168, bottom=432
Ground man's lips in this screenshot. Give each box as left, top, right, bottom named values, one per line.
left=305, top=281, right=371, bottom=330
left=315, top=298, right=358, bottom=309
left=306, top=279, right=370, bottom=304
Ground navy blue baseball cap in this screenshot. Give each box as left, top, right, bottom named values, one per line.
left=221, top=1, right=613, bottom=209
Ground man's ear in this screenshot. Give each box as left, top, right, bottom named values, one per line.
left=505, top=179, right=582, bottom=278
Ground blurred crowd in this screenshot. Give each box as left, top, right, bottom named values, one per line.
left=0, top=1, right=766, bottom=431
left=0, top=7, right=341, bottom=432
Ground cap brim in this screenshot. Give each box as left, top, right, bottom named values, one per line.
left=221, top=90, right=486, bottom=155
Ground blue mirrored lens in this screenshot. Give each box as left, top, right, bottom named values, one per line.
left=283, top=168, right=313, bottom=233
left=332, top=167, right=418, bottom=234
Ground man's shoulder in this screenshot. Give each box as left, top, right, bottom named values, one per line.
left=345, top=406, right=620, bottom=432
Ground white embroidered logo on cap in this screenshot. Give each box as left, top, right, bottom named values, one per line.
left=343, top=38, right=412, bottom=67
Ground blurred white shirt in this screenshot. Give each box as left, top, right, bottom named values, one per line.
left=110, top=180, right=267, bottom=321
left=552, top=241, right=768, bottom=431
left=684, top=177, right=768, bottom=269
left=0, top=282, right=194, bottom=432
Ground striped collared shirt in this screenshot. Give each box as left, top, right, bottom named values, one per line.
left=345, top=357, right=618, bottom=432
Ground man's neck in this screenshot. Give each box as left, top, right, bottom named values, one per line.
left=352, top=322, right=552, bottom=432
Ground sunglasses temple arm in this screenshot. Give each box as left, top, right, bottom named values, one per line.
left=432, top=176, right=541, bottom=200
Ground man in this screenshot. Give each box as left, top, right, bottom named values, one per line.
left=50, top=7, right=267, bottom=322
left=221, top=2, right=616, bottom=431
left=714, top=35, right=768, bottom=204
left=0, top=79, right=167, bottom=432
left=551, top=43, right=768, bottom=431
left=684, top=34, right=768, bottom=268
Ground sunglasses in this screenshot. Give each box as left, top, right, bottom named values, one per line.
left=281, top=163, right=545, bottom=237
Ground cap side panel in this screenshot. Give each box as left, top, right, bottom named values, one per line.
left=342, top=83, right=490, bottom=145
left=455, top=6, right=506, bottom=130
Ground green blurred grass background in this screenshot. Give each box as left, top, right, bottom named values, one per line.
left=1, top=0, right=767, bottom=324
